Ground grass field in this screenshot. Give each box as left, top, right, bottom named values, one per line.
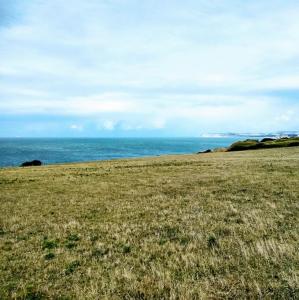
left=0, top=147, right=299, bottom=299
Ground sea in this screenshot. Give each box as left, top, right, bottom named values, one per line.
left=0, top=137, right=248, bottom=167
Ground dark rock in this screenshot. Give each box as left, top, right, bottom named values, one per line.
left=21, top=160, right=42, bottom=167
left=198, top=149, right=212, bottom=154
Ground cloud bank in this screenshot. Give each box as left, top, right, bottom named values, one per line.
left=1, top=0, right=299, bottom=136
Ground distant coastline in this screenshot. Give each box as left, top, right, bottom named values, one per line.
left=200, top=131, right=299, bottom=138
left=198, top=136, right=299, bottom=153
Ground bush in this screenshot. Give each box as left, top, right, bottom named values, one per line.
left=65, top=261, right=80, bottom=275
left=44, top=253, right=55, bottom=260
left=42, top=239, right=58, bottom=250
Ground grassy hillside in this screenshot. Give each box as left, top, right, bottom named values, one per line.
left=0, top=148, right=299, bottom=299
left=227, top=137, right=299, bottom=152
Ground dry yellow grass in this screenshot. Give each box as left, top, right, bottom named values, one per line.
left=0, top=147, right=299, bottom=299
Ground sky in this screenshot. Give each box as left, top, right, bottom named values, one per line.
left=0, top=0, right=299, bottom=137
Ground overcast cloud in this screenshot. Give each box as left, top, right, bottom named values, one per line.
left=1, top=0, right=299, bottom=136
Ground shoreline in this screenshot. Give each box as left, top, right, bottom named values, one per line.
left=2, top=136, right=299, bottom=169
left=0, top=136, right=260, bottom=168
left=2, top=145, right=299, bottom=170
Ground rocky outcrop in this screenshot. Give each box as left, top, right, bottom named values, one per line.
left=21, top=160, right=42, bottom=167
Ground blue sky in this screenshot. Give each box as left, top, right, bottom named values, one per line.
left=0, top=0, right=299, bottom=137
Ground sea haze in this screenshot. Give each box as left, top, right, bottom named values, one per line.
left=0, top=137, right=245, bottom=167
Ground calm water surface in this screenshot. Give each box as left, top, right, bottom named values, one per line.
left=0, top=137, right=245, bottom=167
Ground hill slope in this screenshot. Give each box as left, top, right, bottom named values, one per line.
left=1, top=148, right=299, bottom=299
left=227, top=137, right=299, bottom=151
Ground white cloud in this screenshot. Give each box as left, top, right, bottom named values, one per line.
left=2, top=0, right=299, bottom=90
left=152, top=118, right=166, bottom=129
left=0, top=93, right=136, bottom=115
left=275, top=110, right=295, bottom=123
left=102, top=120, right=116, bottom=131
left=70, top=124, right=84, bottom=131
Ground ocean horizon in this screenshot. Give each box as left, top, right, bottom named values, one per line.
left=0, top=137, right=252, bottom=167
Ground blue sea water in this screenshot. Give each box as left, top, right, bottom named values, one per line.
left=0, top=137, right=245, bottom=167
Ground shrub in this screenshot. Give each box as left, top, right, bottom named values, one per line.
left=42, top=239, right=58, bottom=250
left=44, top=253, right=55, bottom=260
left=65, top=261, right=80, bottom=275
left=207, top=235, right=219, bottom=249
left=67, top=234, right=80, bottom=242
